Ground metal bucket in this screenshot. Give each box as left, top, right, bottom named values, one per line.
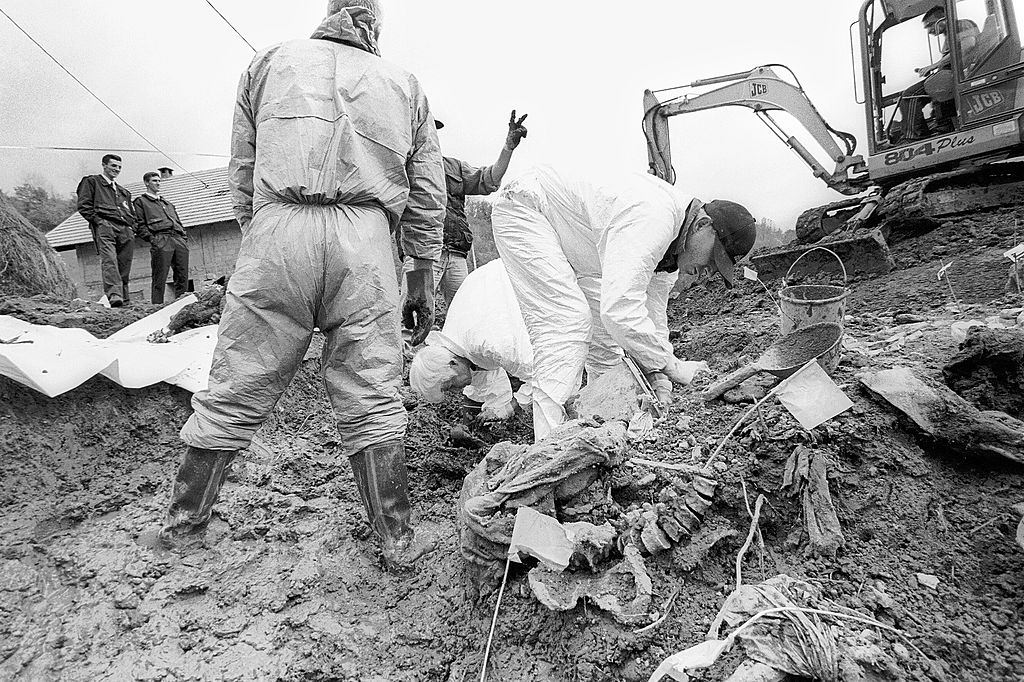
left=779, top=247, right=849, bottom=372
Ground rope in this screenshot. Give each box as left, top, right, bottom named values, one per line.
left=204, top=0, right=257, bottom=53
left=0, top=7, right=210, bottom=188
left=480, top=558, right=511, bottom=681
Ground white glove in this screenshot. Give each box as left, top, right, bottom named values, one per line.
left=662, top=357, right=709, bottom=386
left=478, top=402, right=515, bottom=423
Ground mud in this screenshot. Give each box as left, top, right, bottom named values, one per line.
left=166, top=283, right=225, bottom=335
left=943, top=326, right=1024, bottom=420
left=1, top=209, right=1023, bottom=680
left=0, top=295, right=156, bottom=338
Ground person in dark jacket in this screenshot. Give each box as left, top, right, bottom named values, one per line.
left=401, top=111, right=528, bottom=310
left=76, top=154, right=136, bottom=306
left=133, top=172, right=190, bottom=304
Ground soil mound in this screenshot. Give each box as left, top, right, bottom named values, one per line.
left=0, top=193, right=76, bottom=300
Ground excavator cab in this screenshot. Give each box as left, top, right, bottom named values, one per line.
left=864, top=0, right=1024, bottom=183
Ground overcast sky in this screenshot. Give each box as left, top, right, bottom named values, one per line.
left=0, top=1, right=868, bottom=229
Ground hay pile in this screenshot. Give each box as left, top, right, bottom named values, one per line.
left=0, top=192, right=77, bottom=300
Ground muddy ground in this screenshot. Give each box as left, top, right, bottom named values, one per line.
left=1, top=213, right=1023, bottom=681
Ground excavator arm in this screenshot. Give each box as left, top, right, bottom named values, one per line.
left=643, top=65, right=870, bottom=195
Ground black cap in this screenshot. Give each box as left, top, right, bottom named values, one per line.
left=705, top=200, right=756, bottom=262
left=702, top=200, right=756, bottom=288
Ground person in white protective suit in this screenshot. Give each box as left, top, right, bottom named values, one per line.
left=409, top=258, right=533, bottom=422
left=159, top=0, right=446, bottom=570
left=491, top=165, right=757, bottom=440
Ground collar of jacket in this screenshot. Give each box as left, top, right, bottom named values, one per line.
left=655, top=198, right=705, bottom=273
left=310, top=6, right=379, bottom=56
left=141, top=192, right=164, bottom=202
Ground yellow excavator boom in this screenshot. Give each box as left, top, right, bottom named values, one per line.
left=643, top=65, right=869, bottom=195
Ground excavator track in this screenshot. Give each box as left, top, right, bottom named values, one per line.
left=751, top=160, right=1024, bottom=281
left=876, top=161, right=1024, bottom=236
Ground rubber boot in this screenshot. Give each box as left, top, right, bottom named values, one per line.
left=349, top=440, right=438, bottom=571
left=158, top=445, right=237, bottom=547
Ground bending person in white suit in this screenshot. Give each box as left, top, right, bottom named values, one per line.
left=490, top=165, right=757, bottom=439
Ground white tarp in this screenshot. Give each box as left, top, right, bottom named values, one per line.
left=162, top=326, right=218, bottom=393
left=0, top=296, right=217, bottom=397
left=0, top=318, right=117, bottom=397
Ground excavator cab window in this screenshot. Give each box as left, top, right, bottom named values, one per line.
left=952, top=0, right=1023, bottom=78
left=877, top=14, right=942, bottom=143
left=876, top=0, right=1024, bottom=145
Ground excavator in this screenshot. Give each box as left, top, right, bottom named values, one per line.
left=643, top=0, right=1024, bottom=278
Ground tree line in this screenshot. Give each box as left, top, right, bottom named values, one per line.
left=0, top=180, right=77, bottom=234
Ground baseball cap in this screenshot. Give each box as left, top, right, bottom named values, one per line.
left=704, top=199, right=756, bottom=287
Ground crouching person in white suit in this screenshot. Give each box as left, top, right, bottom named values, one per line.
left=410, top=258, right=533, bottom=423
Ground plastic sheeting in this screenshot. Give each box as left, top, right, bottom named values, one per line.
left=0, top=295, right=217, bottom=397
left=458, top=420, right=627, bottom=582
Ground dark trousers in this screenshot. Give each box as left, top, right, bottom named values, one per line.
left=91, top=221, right=135, bottom=301
left=150, top=232, right=190, bottom=304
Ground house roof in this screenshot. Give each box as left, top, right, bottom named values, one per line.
left=47, top=166, right=233, bottom=249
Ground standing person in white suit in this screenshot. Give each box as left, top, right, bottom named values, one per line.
left=491, top=165, right=757, bottom=440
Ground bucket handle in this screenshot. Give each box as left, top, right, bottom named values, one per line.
left=784, top=247, right=848, bottom=286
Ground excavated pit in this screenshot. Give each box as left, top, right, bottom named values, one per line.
left=1, top=211, right=1023, bottom=681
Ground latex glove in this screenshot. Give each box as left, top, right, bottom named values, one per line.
left=505, top=110, right=528, bottom=150
left=478, top=402, right=515, bottom=424
left=402, top=268, right=435, bottom=346
left=648, top=372, right=673, bottom=405
left=662, top=357, right=709, bottom=386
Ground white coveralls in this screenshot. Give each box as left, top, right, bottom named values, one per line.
left=427, top=258, right=533, bottom=415
left=491, top=166, right=699, bottom=439
left=180, top=8, right=445, bottom=456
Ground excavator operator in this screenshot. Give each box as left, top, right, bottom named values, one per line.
left=896, top=5, right=980, bottom=140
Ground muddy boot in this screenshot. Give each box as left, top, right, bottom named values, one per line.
left=349, top=441, right=438, bottom=571
left=157, top=446, right=237, bottom=547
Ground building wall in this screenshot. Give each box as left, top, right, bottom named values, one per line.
left=65, top=220, right=241, bottom=302
left=58, top=248, right=84, bottom=294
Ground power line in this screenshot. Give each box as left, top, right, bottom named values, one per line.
left=0, top=144, right=229, bottom=158
left=0, top=6, right=211, bottom=188
left=204, top=0, right=257, bottom=53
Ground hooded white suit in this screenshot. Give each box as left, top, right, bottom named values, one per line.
left=491, top=165, right=699, bottom=439
left=180, top=3, right=445, bottom=455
